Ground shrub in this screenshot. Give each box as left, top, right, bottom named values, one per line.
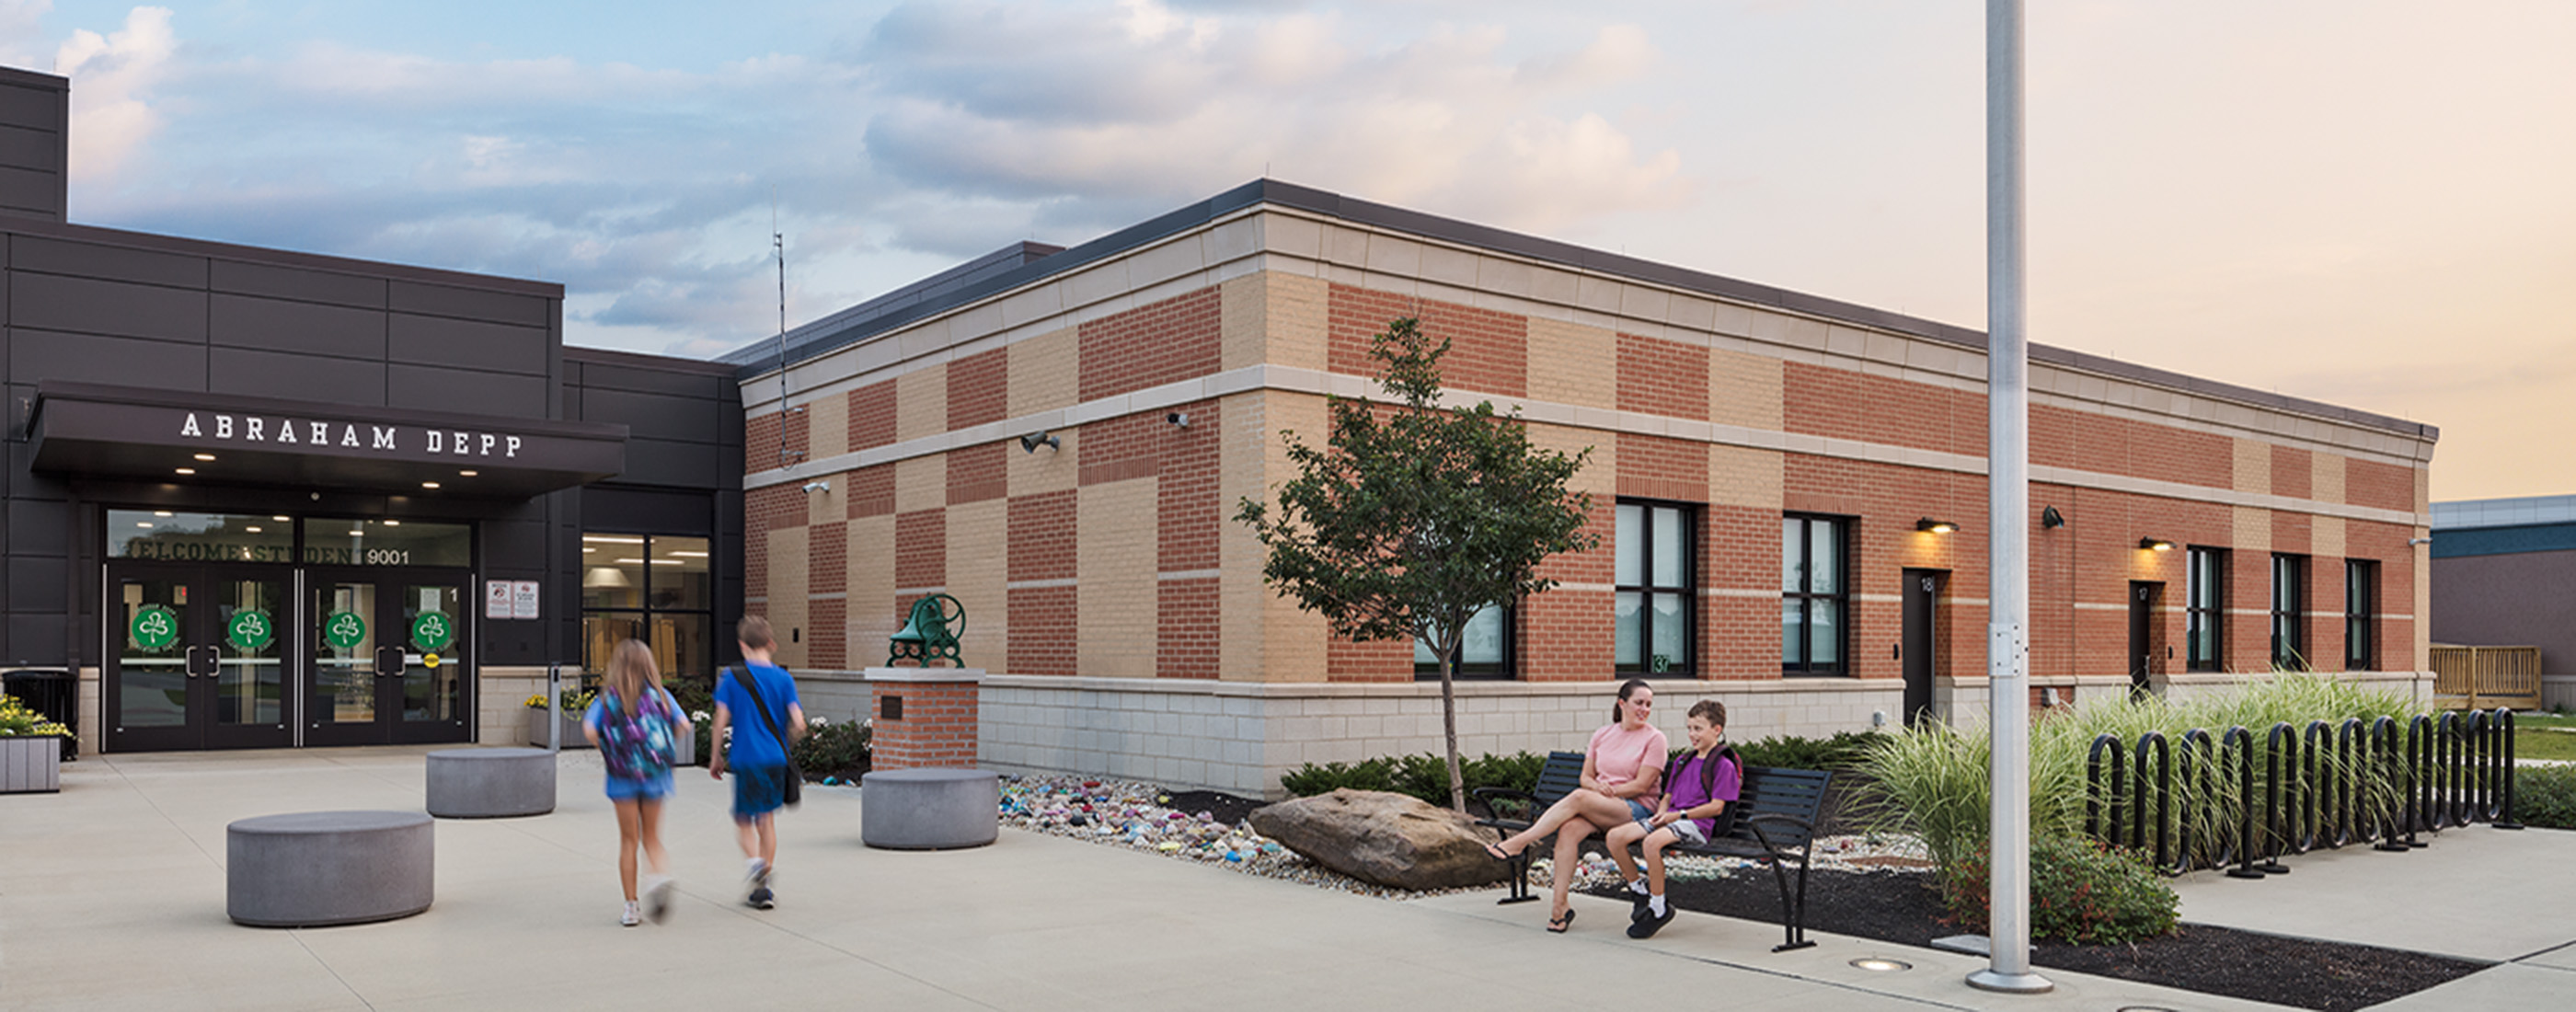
left=2516, top=764, right=2576, bottom=829
left=793, top=717, right=871, bottom=776
left=1731, top=730, right=1880, bottom=771
left=1938, top=834, right=2179, bottom=944
left=1281, top=751, right=1546, bottom=807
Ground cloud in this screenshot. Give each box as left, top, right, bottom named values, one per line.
left=854, top=7, right=1687, bottom=232
left=55, top=5, right=174, bottom=179
left=0, top=0, right=51, bottom=67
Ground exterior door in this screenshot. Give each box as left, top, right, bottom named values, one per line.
left=2129, top=581, right=2162, bottom=697
left=105, top=564, right=293, bottom=752
left=1901, top=569, right=1942, bottom=727
left=305, top=569, right=472, bottom=746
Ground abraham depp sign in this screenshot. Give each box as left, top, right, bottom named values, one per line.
left=29, top=381, right=626, bottom=499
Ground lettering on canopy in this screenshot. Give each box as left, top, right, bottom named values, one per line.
left=178, top=413, right=525, bottom=458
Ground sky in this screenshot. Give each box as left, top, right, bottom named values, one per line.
left=3, top=1, right=2569, bottom=502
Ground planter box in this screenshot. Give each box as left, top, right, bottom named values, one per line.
left=1, top=735, right=63, bottom=793
left=523, top=710, right=593, bottom=750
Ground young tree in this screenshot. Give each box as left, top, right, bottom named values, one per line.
left=1236, top=316, right=1597, bottom=811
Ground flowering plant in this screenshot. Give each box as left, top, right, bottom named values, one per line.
left=522, top=687, right=597, bottom=710
left=0, top=695, right=70, bottom=737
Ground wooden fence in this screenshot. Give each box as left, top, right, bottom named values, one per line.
left=2430, top=645, right=2542, bottom=709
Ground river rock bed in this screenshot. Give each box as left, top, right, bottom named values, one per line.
left=990, top=775, right=1931, bottom=900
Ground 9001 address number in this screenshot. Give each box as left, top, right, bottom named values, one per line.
left=363, top=549, right=412, bottom=566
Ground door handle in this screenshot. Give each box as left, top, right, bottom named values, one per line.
left=377, top=646, right=407, bottom=677
left=188, top=645, right=211, bottom=678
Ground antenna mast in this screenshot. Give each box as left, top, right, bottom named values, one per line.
left=773, top=194, right=797, bottom=469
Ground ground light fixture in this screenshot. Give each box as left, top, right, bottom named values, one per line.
left=2139, top=537, right=2176, bottom=551
left=1916, top=518, right=1959, bottom=534
left=1849, top=957, right=1912, bottom=972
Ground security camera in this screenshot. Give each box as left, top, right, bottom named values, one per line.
left=800, top=481, right=830, bottom=494
left=1166, top=412, right=1190, bottom=428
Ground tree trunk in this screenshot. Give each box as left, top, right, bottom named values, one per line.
left=1439, top=646, right=1465, bottom=812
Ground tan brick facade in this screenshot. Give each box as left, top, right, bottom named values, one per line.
left=737, top=198, right=2437, bottom=796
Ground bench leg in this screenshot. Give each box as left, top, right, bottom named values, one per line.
left=1498, top=848, right=1538, bottom=904
left=1765, top=856, right=1816, bottom=952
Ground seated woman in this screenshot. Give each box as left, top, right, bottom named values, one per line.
left=1485, top=678, right=1668, bottom=933
left=1604, top=699, right=1741, bottom=939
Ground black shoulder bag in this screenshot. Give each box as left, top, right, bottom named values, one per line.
left=728, top=665, right=803, bottom=808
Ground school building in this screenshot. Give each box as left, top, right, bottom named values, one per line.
left=0, top=66, right=745, bottom=758
left=724, top=178, right=2440, bottom=797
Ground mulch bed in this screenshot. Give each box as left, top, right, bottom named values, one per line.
left=1583, top=868, right=2488, bottom=1011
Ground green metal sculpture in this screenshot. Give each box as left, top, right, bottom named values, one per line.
left=886, top=592, right=966, bottom=667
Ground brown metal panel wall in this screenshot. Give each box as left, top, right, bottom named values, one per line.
left=2430, top=548, right=2576, bottom=675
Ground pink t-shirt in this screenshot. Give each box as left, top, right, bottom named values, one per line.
left=1587, top=721, right=1670, bottom=800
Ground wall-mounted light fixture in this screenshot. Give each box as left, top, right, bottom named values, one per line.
left=1166, top=411, right=1190, bottom=428
left=2408, top=536, right=2432, bottom=546
left=1020, top=431, right=1061, bottom=454
left=800, top=480, right=831, bottom=493
left=1915, top=518, right=1959, bottom=534
left=2041, top=505, right=2065, bottom=529
left=2139, top=537, right=2176, bottom=551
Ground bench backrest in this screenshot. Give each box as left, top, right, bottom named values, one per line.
left=1727, top=766, right=1832, bottom=849
left=1530, top=750, right=1585, bottom=811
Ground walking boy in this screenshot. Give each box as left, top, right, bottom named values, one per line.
left=709, top=615, right=805, bottom=909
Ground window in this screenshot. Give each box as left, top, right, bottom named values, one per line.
left=2271, top=554, right=2307, bottom=669
left=2345, top=559, right=2378, bottom=672
left=1617, top=501, right=1696, bottom=675
left=1782, top=514, right=1846, bottom=674
left=581, top=534, right=715, bottom=686
left=1415, top=604, right=1512, bottom=679
left=2187, top=546, right=2226, bottom=672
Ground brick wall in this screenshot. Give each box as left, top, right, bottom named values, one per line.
left=869, top=679, right=981, bottom=769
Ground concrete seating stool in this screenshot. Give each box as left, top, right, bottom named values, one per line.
left=227, top=811, right=433, bottom=927
left=425, top=747, right=556, bottom=818
left=861, top=767, right=999, bottom=850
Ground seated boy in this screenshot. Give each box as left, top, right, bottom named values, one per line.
left=1604, top=699, right=1742, bottom=939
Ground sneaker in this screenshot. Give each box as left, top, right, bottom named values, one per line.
left=745, top=863, right=774, bottom=910
left=621, top=902, right=641, bottom=927
left=643, top=875, right=674, bottom=924
left=1627, top=903, right=1675, bottom=939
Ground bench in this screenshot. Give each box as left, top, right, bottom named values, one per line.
left=226, top=811, right=434, bottom=927
left=1474, top=750, right=1833, bottom=951
left=425, top=747, right=557, bottom=818
left=861, top=767, right=999, bottom=849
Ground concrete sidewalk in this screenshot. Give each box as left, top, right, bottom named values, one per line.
left=3, top=749, right=2568, bottom=1011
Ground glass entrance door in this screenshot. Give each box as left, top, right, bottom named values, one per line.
left=305, top=569, right=472, bottom=746
left=105, top=564, right=293, bottom=752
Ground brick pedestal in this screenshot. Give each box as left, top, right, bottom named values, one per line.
left=863, top=668, right=983, bottom=770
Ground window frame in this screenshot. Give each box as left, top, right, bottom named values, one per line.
left=2271, top=553, right=2308, bottom=670
left=2345, top=558, right=2378, bottom=672
left=580, top=532, right=716, bottom=685
left=2186, top=546, right=2227, bottom=672
left=1413, top=602, right=1516, bottom=681
left=1781, top=512, right=1849, bottom=676
left=1615, top=499, right=1699, bottom=677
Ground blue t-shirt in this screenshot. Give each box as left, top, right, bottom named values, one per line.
left=715, top=662, right=799, bottom=768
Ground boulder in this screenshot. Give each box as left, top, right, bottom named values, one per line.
left=1248, top=788, right=1509, bottom=891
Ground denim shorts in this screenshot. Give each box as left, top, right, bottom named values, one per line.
left=730, top=765, right=789, bottom=822
left=604, top=771, right=673, bottom=802
left=1626, top=799, right=1655, bottom=822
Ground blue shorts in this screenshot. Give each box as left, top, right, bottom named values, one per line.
left=730, top=765, right=789, bottom=822
left=605, top=772, right=673, bottom=802
left=1626, top=799, right=1655, bottom=822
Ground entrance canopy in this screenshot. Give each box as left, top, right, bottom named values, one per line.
left=30, top=382, right=627, bottom=500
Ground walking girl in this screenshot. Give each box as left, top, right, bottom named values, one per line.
left=584, top=638, right=692, bottom=926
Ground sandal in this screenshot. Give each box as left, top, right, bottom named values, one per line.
left=1483, top=841, right=1513, bottom=861
left=1547, top=909, right=1576, bottom=934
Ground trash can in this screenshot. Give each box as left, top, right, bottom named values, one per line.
left=2, top=670, right=76, bottom=761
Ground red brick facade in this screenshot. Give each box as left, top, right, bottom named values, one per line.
left=868, top=679, right=981, bottom=770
